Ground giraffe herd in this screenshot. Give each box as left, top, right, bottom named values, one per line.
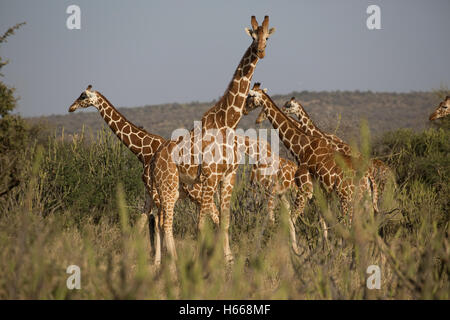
left=68, top=16, right=448, bottom=268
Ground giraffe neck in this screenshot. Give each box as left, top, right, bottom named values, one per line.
left=289, top=106, right=352, bottom=156
left=290, top=107, right=321, bottom=137
left=260, top=94, right=326, bottom=164
left=94, top=92, right=164, bottom=163
left=202, top=44, right=259, bottom=130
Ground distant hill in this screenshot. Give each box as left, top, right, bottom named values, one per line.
left=28, top=91, right=439, bottom=153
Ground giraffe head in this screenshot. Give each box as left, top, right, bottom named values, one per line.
left=244, top=83, right=267, bottom=116
left=429, top=96, right=450, bottom=121
left=283, top=97, right=320, bottom=117
left=245, top=16, right=275, bottom=59
left=68, top=85, right=99, bottom=112
left=283, top=97, right=306, bottom=117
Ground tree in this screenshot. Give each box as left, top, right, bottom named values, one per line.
left=0, top=22, right=27, bottom=198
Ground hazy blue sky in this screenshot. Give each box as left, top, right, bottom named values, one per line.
left=0, top=0, right=449, bottom=117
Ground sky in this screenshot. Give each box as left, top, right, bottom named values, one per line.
left=0, top=0, right=449, bottom=117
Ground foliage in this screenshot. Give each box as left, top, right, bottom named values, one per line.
left=0, top=122, right=448, bottom=299
left=0, top=23, right=29, bottom=199
left=374, top=127, right=449, bottom=223
left=9, top=128, right=144, bottom=222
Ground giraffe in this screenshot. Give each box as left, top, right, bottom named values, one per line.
left=148, top=16, right=275, bottom=265
left=68, top=86, right=284, bottom=258
left=248, top=120, right=301, bottom=224
left=281, top=97, right=392, bottom=199
left=255, top=105, right=323, bottom=238
left=253, top=106, right=312, bottom=225
left=250, top=156, right=300, bottom=224
left=244, top=83, right=378, bottom=251
left=429, top=96, right=450, bottom=120
left=68, top=86, right=212, bottom=250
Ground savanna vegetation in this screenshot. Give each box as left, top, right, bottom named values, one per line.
left=0, top=25, right=448, bottom=299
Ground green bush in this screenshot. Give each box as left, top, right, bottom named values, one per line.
left=373, top=127, right=449, bottom=225
left=36, top=128, right=145, bottom=221
left=0, top=114, right=448, bottom=299
left=0, top=23, right=29, bottom=199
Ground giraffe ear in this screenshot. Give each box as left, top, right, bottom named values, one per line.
left=268, top=27, right=276, bottom=35
left=244, top=27, right=252, bottom=37
left=251, top=16, right=258, bottom=30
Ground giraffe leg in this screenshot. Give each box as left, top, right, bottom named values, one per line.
left=291, top=165, right=313, bottom=253
left=337, top=186, right=353, bottom=225
left=266, top=187, right=276, bottom=224
left=319, top=216, right=328, bottom=240
left=363, top=171, right=379, bottom=214
left=280, top=193, right=299, bottom=254
left=183, top=182, right=220, bottom=226
left=151, top=145, right=180, bottom=266
left=143, top=166, right=158, bottom=260
left=252, top=167, right=276, bottom=224
left=150, top=183, right=163, bottom=266
left=371, top=159, right=392, bottom=204
left=219, top=171, right=237, bottom=264
left=161, top=185, right=179, bottom=264
left=198, top=175, right=220, bottom=232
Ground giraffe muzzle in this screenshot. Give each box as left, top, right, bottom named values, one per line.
left=429, top=112, right=438, bottom=121
left=68, top=104, right=78, bottom=112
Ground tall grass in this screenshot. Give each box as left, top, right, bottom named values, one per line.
left=0, top=125, right=448, bottom=299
